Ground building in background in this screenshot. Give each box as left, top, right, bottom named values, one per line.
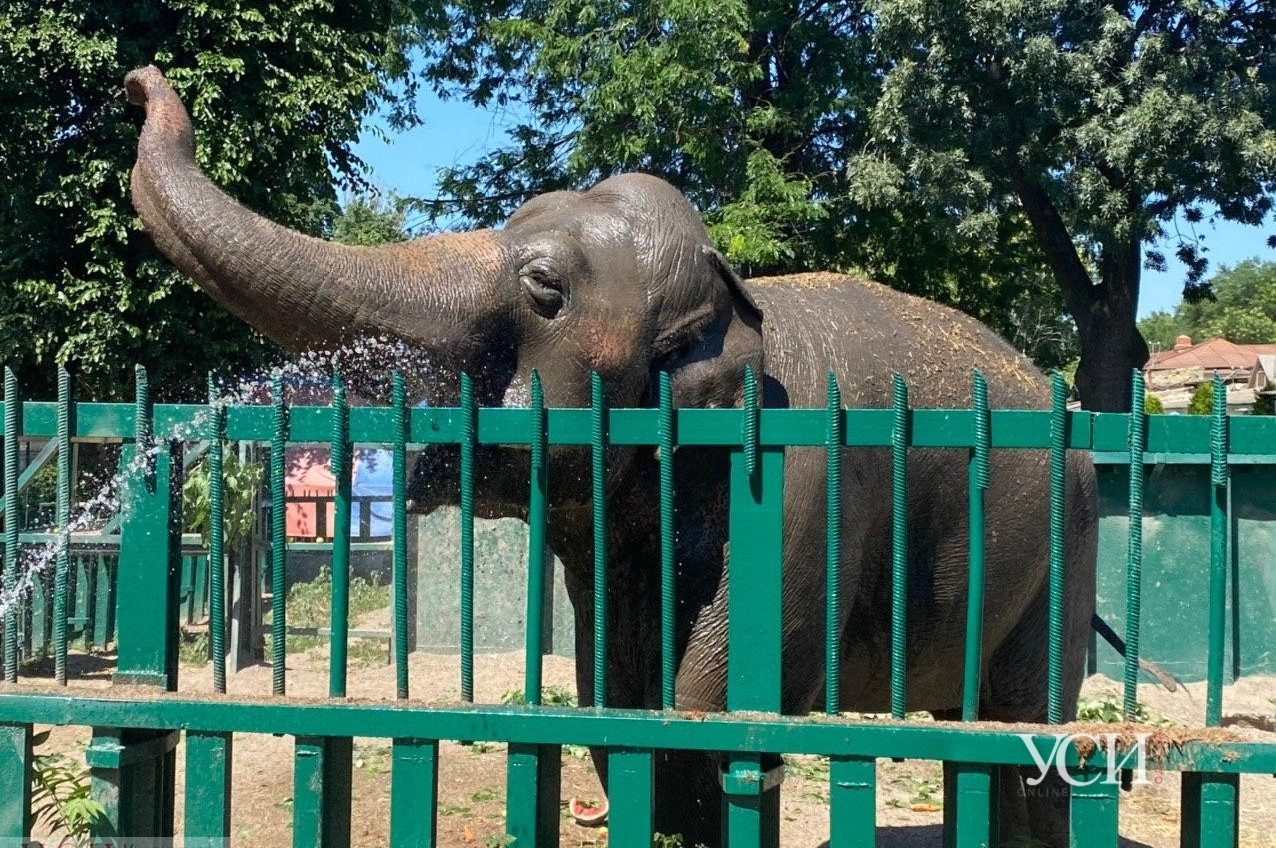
left=1144, top=335, right=1276, bottom=412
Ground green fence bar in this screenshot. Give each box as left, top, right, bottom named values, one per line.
left=390, top=738, right=439, bottom=848
left=184, top=730, right=232, bottom=848
left=889, top=373, right=908, bottom=718
left=658, top=370, right=676, bottom=709
left=293, top=736, right=353, bottom=848
left=459, top=373, right=476, bottom=702
left=1206, top=373, right=1228, bottom=727
left=950, top=762, right=994, bottom=848
left=1181, top=771, right=1240, bottom=848
left=271, top=373, right=287, bottom=695
left=1046, top=373, right=1067, bottom=723
left=3, top=367, right=19, bottom=682
left=1124, top=370, right=1146, bottom=719
left=114, top=439, right=182, bottom=687
left=54, top=367, right=72, bottom=685
left=207, top=377, right=227, bottom=693
left=92, top=554, right=113, bottom=651
left=828, top=755, right=875, bottom=848
left=824, top=372, right=843, bottom=715
left=591, top=372, right=608, bottom=708
left=524, top=370, right=547, bottom=703
left=1069, top=769, right=1119, bottom=848
left=725, top=366, right=785, bottom=848
left=505, top=741, right=560, bottom=848
left=135, top=363, right=151, bottom=450
left=606, top=748, right=654, bottom=848
left=74, top=555, right=90, bottom=650
left=392, top=372, right=410, bottom=700
left=962, top=372, right=990, bottom=722
left=0, top=723, right=32, bottom=839
left=329, top=371, right=352, bottom=698
left=742, top=366, right=759, bottom=479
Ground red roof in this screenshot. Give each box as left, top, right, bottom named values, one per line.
left=1144, top=337, right=1276, bottom=372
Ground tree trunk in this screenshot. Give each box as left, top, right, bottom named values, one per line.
left=1006, top=158, right=1147, bottom=411
left=1071, top=244, right=1149, bottom=413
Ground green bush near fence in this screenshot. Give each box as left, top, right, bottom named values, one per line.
left=264, top=567, right=391, bottom=662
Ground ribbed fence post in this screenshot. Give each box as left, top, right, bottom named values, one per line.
left=3, top=367, right=20, bottom=683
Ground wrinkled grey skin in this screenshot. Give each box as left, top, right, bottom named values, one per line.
left=127, top=66, right=1097, bottom=847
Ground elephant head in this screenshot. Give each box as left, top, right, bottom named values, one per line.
left=126, top=66, right=762, bottom=516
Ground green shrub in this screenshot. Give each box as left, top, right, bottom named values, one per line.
left=182, top=447, right=263, bottom=549
left=1186, top=381, right=1215, bottom=415
left=1144, top=393, right=1165, bottom=414
left=31, top=734, right=105, bottom=842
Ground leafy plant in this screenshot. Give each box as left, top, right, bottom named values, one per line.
left=182, top=447, right=263, bottom=550
left=500, top=685, right=577, bottom=707
left=1187, top=382, right=1215, bottom=416
left=1076, top=692, right=1175, bottom=727
left=483, top=835, right=516, bottom=848
left=178, top=630, right=209, bottom=666
left=265, top=567, right=391, bottom=658
left=31, top=739, right=105, bottom=843
left=1144, top=394, right=1165, bottom=415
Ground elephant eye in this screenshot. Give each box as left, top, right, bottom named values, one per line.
left=520, top=266, right=566, bottom=317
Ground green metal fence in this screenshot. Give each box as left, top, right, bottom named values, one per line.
left=0, top=364, right=1273, bottom=848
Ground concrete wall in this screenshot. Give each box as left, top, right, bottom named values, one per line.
left=406, top=508, right=577, bottom=656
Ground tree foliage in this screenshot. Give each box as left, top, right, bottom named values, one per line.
left=331, top=193, right=409, bottom=246
left=854, top=0, right=1275, bottom=410
left=0, top=1, right=433, bottom=399
left=1139, top=259, right=1276, bottom=351
left=1187, top=381, right=1215, bottom=415
left=416, top=0, right=1074, bottom=368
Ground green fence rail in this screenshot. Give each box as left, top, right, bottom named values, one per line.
left=0, top=366, right=1274, bottom=848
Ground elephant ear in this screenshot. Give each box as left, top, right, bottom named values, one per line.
left=653, top=246, right=764, bottom=408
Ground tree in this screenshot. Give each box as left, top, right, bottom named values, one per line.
left=1144, top=393, right=1165, bottom=415
left=854, top=1, right=1275, bottom=411
left=1187, top=381, right=1215, bottom=415
left=0, top=1, right=433, bottom=400
left=1138, top=259, right=1276, bottom=349
left=332, top=194, right=409, bottom=246
left=415, top=0, right=1071, bottom=369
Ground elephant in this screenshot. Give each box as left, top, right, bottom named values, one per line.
left=125, top=65, right=1097, bottom=847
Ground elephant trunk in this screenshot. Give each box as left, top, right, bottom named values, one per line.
left=125, top=65, right=512, bottom=354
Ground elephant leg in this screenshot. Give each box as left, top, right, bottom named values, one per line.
left=981, top=580, right=1090, bottom=848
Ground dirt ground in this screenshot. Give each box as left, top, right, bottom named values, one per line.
left=13, top=629, right=1276, bottom=848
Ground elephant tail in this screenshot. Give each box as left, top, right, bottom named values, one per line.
left=1091, top=613, right=1181, bottom=692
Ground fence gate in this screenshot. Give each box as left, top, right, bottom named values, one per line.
left=0, top=365, right=1273, bottom=848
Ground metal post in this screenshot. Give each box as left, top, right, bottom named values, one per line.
left=723, top=367, right=785, bottom=848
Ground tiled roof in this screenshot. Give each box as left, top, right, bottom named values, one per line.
left=1144, top=337, right=1276, bottom=371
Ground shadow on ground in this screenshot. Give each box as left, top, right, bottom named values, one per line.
left=817, top=825, right=1155, bottom=848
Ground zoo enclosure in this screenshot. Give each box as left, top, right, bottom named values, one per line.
left=0, top=365, right=1273, bottom=848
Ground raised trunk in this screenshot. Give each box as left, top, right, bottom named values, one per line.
left=125, top=66, right=511, bottom=352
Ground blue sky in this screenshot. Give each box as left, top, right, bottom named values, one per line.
left=352, top=91, right=1273, bottom=320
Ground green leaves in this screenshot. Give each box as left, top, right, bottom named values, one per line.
left=1139, top=260, right=1276, bottom=350
left=0, top=0, right=434, bottom=400
left=31, top=750, right=106, bottom=841
left=182, top=447, right=264, bottom=550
